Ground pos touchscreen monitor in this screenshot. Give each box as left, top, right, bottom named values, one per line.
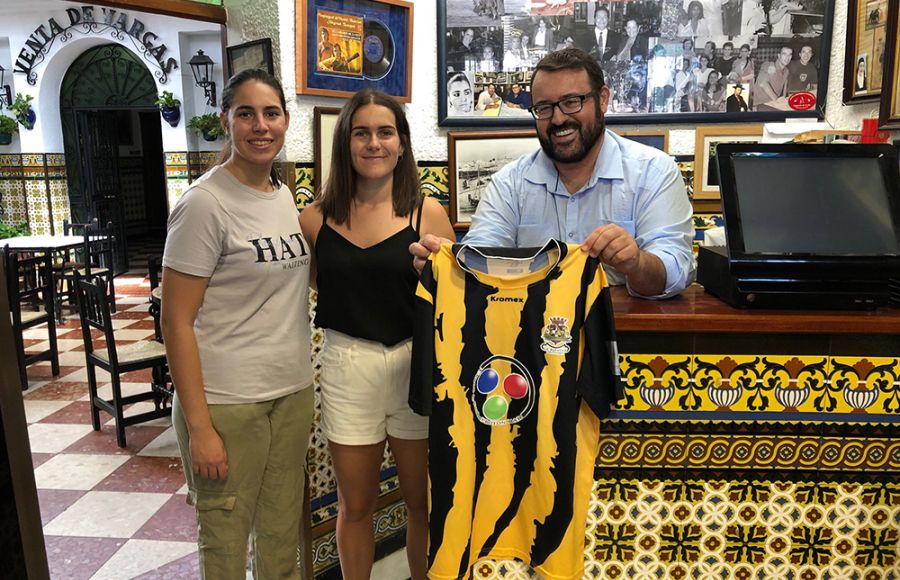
left=701, top=143, right=900, bottom=308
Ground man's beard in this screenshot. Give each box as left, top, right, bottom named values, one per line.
left=536, top=101, right=604, bottom=164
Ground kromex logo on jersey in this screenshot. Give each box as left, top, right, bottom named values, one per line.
left=489, top=295, right=524, bottom=303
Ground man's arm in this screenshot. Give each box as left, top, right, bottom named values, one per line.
left=583, top=153, right=694, bottom=299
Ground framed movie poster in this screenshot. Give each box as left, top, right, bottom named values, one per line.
left=878, top=0, right=900, bottom=128
left=843, top=0, right=888, bottom=102
left=693, top=124, right=763, bottom=199
left=296, top=0, right=413, bottom=101
left=437, top=0, right=835, bottom=126
left=226, top=38, right=275, bottom=78
left=447, top=130, right=540, bottom=230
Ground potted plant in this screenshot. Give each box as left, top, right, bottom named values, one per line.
left=188, top=113, right=224, bottom=142
left=0, top=223, right=30, bottom=238
left=154, top=91, right=182, bottom=127
left=0, top=115, right=17, bottom=145
left=9, top=93, right=35, bottom=130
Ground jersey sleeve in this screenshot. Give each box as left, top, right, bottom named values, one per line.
left=409, top=259, right=438, bottom=416
left=577, top=262, right=624, bottom=419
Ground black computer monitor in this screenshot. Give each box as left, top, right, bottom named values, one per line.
left=715, top=143, right=900, bottom=280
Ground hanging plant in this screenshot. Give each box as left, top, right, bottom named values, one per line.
left=9, top=94, right=35, bottom=130
left=0, top=114, right=18, bottom=145
left=187, top=113, right=224, bottom=142
left=154, top=91, right=182, bottom=127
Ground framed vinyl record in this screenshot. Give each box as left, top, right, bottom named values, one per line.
left=295, top=0, right=413, bottom=101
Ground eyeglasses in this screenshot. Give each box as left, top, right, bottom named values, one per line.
left=529, top=91, right=597, bottom=120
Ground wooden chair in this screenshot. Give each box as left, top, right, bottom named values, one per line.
left=74, top=273, right=171, bottom=448
left=59, top=220, right=116, bottom=321
left=148, top=256, right=163, bottom=342
left=3, top=246, right=60, bottom=390
left=54, top=218, right=97, bottom=320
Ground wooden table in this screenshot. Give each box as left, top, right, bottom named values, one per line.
left=0, top=235, right=87, bottom=253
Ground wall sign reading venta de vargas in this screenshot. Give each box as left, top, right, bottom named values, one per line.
left=13, top=6, right=178, bottom=84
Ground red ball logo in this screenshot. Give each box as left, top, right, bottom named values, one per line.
left=503, top=373, right=528, bottom=399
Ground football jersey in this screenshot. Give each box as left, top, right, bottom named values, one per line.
left=410, top=240, right=622, bottom=580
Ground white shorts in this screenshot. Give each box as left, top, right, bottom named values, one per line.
left=318, top=330, right=428, bottom=445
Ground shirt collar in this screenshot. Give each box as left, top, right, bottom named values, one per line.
left=523, top=129, right=624, bottom=194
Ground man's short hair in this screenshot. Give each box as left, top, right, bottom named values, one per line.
left=723, top=41, right=734, bottom=49
left=595, top=6, right=610, bottom=18
left=705, top=41, right=716, bottom=50
left=531, top=48, right=605, bottom=93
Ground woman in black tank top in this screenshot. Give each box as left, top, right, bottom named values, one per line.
left=299, top=90, right=454, bottom=580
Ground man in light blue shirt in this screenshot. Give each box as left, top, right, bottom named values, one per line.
left=413, top=48, right=694, bottom=298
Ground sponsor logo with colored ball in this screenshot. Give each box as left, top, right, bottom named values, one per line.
left=472, top=355, right=535, bottom=426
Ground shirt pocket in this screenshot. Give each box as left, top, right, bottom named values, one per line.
left=516, top=223, right=553, bottom=247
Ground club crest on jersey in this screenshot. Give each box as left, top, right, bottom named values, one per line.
left=541, top=316, right=572, bottom=354
left=471, top=355, right=535, bottom=426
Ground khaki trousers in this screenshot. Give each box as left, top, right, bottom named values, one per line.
left=173, top=387, right=315, bottom=580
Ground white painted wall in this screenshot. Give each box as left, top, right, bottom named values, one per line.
left=225, top=0, right=895, bottom=162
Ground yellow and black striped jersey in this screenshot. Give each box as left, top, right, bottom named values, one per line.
left=410, top=240, right=622, bottom=580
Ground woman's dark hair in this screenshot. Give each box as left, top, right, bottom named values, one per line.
left=216, top=68, right=288, bottom=187
left=319, top=89, right=420, bottom=225
left=531, top=48, right=605, bottom=93
left=687, top=0, right=705, bottom=18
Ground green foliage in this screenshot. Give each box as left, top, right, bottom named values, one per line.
left=187, top=113, right=224, bottom=138
left=9, top=93, right=34, bottom=128
left=0, top=114, right=18, bottom=135
left=0, top=222, right=31, bottom=238
left=154, top=91, right=181, bottom=108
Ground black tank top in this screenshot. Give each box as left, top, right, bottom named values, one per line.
left=314, top=202, right=423, bottom=346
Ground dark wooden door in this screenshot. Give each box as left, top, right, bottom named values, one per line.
left=75, top=110, right=128, bottom=274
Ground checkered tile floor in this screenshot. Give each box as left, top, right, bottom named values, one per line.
left=22, top=273, right=200, bottom=579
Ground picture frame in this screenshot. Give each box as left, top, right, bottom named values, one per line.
left=878, top=0, right=900, bottom=128
left=295, top=0, right=413, bottom=101
left=226, top=38, right=275, bottom=78
left=693, top=124, right=764, bottom=200
left=437, top=0, right=835, bottom=127
left=313, top=106, right=341, bottom=194
left=613, top=128, right=669, bottom=152
left=447, top=130, right=540, bottom=230
left=842, top=0, right=889, bottom=103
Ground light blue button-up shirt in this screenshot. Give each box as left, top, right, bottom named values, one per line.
left=463, top=130, right=695, bottom=298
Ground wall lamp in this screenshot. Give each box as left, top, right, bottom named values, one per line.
left=189, top=49, right=217, bottom=107
left=0, top=64, right=12, bottom=108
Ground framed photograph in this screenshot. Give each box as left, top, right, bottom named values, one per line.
left=295, top=0, right=413, bottom=101
left=313, top=107, right=341, bottom=194
left=693, top=125, right=764, bottom=200
left=447, top=130, right=540, bottom=230
left=226, top=38, right=275, bottom=77
left=613, top=129, right=669, bottom=152
left=878, top=0, right=900, bottom=128
left=843, top=0, right=888, bottom=102
left=437, top=0, right=835, bottom=127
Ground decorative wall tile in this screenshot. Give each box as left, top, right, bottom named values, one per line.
left=617, top=355, right=900, bottom=417
left=49, top=180, right=71, bottom=235
left=471, top=479, right=900, bottom=579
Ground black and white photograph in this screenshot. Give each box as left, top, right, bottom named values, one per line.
left=438, top=0, right=834, bottom=125
left=447, top=130, right=540, bottom=229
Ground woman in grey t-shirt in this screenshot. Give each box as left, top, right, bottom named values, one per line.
left=162, top=69, right=314, bottom=579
